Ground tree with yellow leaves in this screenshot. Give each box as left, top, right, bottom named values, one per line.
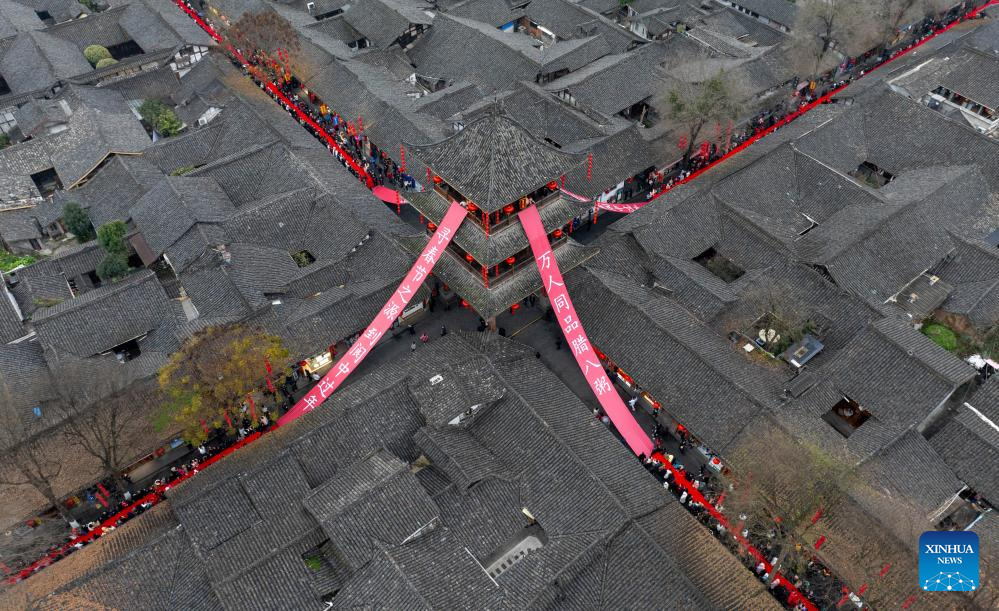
left=157, top=325, right=291, bottom=444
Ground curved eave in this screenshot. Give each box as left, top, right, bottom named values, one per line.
left=406, top=190, right=592, bottom=266
left=399, top=237, right=599, bottom=319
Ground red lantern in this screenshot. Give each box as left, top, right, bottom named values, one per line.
left=427, top=222, right=437, bottom=231
left=433, top=175, right=443, bottom=184
left=460, top=299, right=469, bottom=308
left=503, top=204, right=514, bottom=214
left=553, top=229, right=563, bottom=238
left=547, top=181, right=558, bottom=190
left=465, top=253, right=474, bottom=262
left=594, top=348, right=606, bottom=360
left=511, top=303, right=521, bottom=311
left=506, top=256, right=516, bottom=265
left=467, top=202, right=478, bottom=212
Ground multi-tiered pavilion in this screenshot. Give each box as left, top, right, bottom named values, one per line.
left=403, top=111, right=598, bottom=326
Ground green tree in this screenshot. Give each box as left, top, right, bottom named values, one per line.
left=0, top=132, right=9, bottom=149
left=137, top=99, right=168, bottom=126
left=95, top=57, right=118, bottom=69
left=63, top=202, right=95, bottom=242
left=137, top=99, right=183, bottom=137
left=155, top=108, right=183, bottom=137
left=660, top=71, right=743, bottom=162
left=96, top=252, right=129, bottom=282
left=97, top=220, right=128, bottom=255
left=83, top=44, right=112, bottom=67
left=157, top=325, right=292, bottom=444
left=0, top=251, right=36, bottom=273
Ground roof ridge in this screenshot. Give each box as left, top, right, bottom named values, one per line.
left=32, top=269, right=157, bottom=322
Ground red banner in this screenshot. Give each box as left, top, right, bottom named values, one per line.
left=277, top=203, right=466, bottom=425
left=518, top=205, right=654, bottom=457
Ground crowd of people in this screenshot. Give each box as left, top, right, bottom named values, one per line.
left=12, top=0, right=983, bottom=590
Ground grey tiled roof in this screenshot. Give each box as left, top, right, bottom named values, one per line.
left=852, top=430, right=964, bottom=543
left=936, top=234, right=999, bottom=330
left=343, top=0, right=432, bottom=49
left=304, top=449, right=441, bottom=568
left=0, top=30, right=91, bottom=94
left=543, top=43, right=670, bottom=116
left=447, top=0, right=526, bottom=26
left=522, top=0, right=645, bottom=53
left=408, top=112, right=587, bottom=211
left=569, top=266, right=781, bottom=453
left=796, top=88, right=999, bottom=193
left=129, top=176, right=235, bottom=258
left=32, top=270, right=175, bottom=358
left=68, top=155, right=164, bottom=227
left=0, top=0, right=44, bottom=39
left=0, top=340, right=59, bottom=450
left=930, top=378, right=999, bottom=501
left=412, top=80, right=484, bottom=120
left=408, top=14, right=545, bottom=93
left=638, top=503, right=782, bottom=610
left=0, top=205, right=41, bottom=243
left=729, top=0, right=797, bottom=27
left=799, top=318, right=977, bottom=450
left=303, top=55, right=449, bottom=155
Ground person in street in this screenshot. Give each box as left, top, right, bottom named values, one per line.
left=420, top=332, right=429, bottom=343
left=627, top=396, right=638, bottom=411
left=408, top=324, right=415, bottom=336
left=555, top=337, right=562, bottom=350
left=411, top=341, right=417, bottom=352
left=440, top=324, right=447, bottom=336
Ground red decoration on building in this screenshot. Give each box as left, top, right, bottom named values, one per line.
left=586, top=152, right=593, bottom=180
left=427, top=222, right=437, bottom=231
left=506, top=256, right=516, bottom=265
left=552, top=229, right=563, bottom=238
left=358, top=116, right=363, bottom=132
left=547, top=181, right=558, bottom=190
left=426, top=167, right=432, bottom=182
left=465, top=253, right=474, bottom=262
left=433, top=175, right=443, bottom=184
left=266, top=377, right=276, bottom=393
left=224, top=412, right=233, bottom=429
left=503, top=204, right=514, bottom=214
left=482, top=265, right=488, bottom=287
left=460, top=299, right=469, bottom=308
left=814, top=536, right=826, bottom=550
left=467, top=202, right=477, bottom=212
left=511, top=303, right=521, bottom=312
left=264, top=358, right=272, bottom=375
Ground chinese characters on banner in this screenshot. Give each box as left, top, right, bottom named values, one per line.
left=558, top=186, right=650, bottom=214
left=277, top=203, right=467, bottom=426
left=518, top=205, right=655, bottom=457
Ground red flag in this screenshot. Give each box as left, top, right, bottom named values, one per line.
left=97, top=483, right=110, bottom=499
left=224, top=411, right=233, bottom=429
left=586, top=153, right=593, bottom=181
left=264, top=358, right=272, bottom=376
left=247, top=394, right=256, bottom=421
left=358, top=116, right=363, bottom=132
left=266, top=377, right=276, bottom=393
left=810, top=508, right=823, bottom=524
left=814, top=535, right=826, bottom=549
left=200, top=418, right=210, bottom=435
left=400, top=145, right=406, bottom=172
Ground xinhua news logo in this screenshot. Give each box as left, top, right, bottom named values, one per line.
left=919, top=531, right=979, bottom=592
